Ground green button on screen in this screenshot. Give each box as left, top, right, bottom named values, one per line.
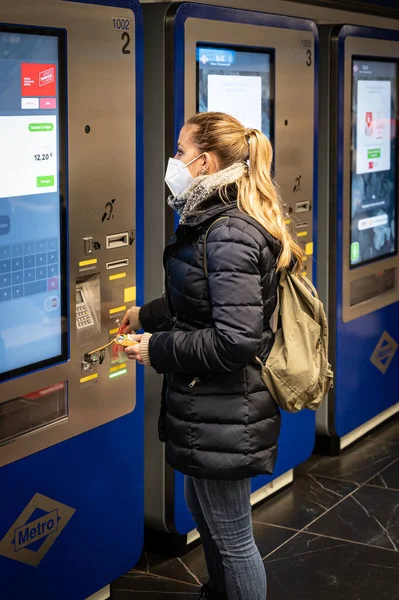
left=351, top=242, right=360, bottom=262
left=29, top=123, right=54, bottom=132
left=367, top=148, right=381, bottom=159
left=37, top=176, right=55, bottom=188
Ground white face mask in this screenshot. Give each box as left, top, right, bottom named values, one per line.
left=164, top=154, right=203, bottom=197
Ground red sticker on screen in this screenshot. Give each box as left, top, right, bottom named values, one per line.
left=21, top=63, right=57, bottom=97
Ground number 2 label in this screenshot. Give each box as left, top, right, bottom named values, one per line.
left=121, top=32, right=131, bottom=55
left=112, top=17, right=132, bottom=55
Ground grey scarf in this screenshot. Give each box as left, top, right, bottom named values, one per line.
left=168, top=162, right=246, bottom=224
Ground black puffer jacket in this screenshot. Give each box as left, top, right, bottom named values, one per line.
left=140, top=194, right=281, bottom=480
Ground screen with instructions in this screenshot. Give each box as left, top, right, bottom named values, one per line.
left=0, top=26, right=67, bottom=382
left=350, top=59, right=398, bottom=268
left=197, top=44, right=273, bottom=139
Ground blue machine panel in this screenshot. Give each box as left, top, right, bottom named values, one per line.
left=171, top=2, right=318, bottom=535
left=0, top=413, right=144, bottom=600
left=333, top=26, right=399, bottom=439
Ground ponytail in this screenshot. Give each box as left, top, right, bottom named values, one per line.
left=187, top=112, right=304, bottom=272
left=237, top=129, right=303, bottom=271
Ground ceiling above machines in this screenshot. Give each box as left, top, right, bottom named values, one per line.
left=140, top=0, right=399, bottom=30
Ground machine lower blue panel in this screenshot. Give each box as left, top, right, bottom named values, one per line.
left=251, top=410, right=315, bottom=493
left=173, top=410, right=315, bottom=535
left=335, top=303, right=399, bottom=438
left=174, top=471, right=194, bottom=534
left=0, top=411, right=143, bottom=600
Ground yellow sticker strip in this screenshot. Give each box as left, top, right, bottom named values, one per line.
left=109, top=272, right=127, bottom=281
left=110, top=363, right=127, bottom=373
left=109, top=305, right=126, bottom=315
left=285, top=219, right=291, bottom=225
left=80, top=373, right=98, bottom=384
left=124, top=286, right=136, bottom=303
left=109, top=328, right=119, bottom=335
left=305, top=242, right=314, bottom=256
left=79, top=258, right=98, bottom=267
left=297, top=231, right=308, bottom=238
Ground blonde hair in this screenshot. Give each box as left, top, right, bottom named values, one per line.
left=186, top=112, right=303, bottom=271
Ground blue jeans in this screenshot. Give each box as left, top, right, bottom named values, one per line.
left=185, top=476, right=267, bottom=600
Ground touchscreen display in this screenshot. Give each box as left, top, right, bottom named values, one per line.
left=350, top=59, right=398, bottom=267
left=0, top=26, right=67, bottom=382
left=197, top=45, right=273, bottom=139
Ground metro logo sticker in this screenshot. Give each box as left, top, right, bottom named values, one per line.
left=370, top=331, right=398, bottom=375
left=0, top=493, right=75, bottom=566
left=14, top=509, right=59, bottom=551
left=21, top=63, right=57, bottom=97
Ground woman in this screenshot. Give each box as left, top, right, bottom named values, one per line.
left=121, top=112, right=303, bottom=600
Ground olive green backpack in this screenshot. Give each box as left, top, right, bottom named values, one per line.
left=204, top=215, right=334, bottom=413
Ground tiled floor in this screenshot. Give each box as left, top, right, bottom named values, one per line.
left=112, top=416, right=399, bottom=599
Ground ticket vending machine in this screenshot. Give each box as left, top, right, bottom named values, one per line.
left=0, top=1, right=144, bottom=598
left=317, top=25, right=399, bottom=454
left=143, top=2, right=318, bottom=547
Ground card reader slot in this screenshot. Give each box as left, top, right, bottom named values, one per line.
left=106, top=232, right=129, bottom=249
left=295, top=201, right=310, bottom=213
left=106, top=258, right=129, bottom=270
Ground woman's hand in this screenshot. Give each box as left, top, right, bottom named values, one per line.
left=124, top=334, right=143, bottom=364
left=120, top=307, right=141, bottom=334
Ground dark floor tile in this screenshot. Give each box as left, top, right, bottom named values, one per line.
left=180, top=545, right=207, bottom=584
left=265, top=533, right=399, bottom=600
left=112, top=572, right=199, bottom=594
left=364, top=416, right=399, bottom=448
left=298, top=437, right=399, bottom=484
left=367, top=458, right=399, bottom=491
left=133, top=551, right=200, bottom=584
left=254, top=522, right=297, bottom=559
left=306, top=485, right=399, bottom=551
left=181, top=522, right=295, bottom=583
left=252, top=475, right=356, bottom=530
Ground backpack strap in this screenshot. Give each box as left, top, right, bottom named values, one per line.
left=297, top=273, right=319, bottom=300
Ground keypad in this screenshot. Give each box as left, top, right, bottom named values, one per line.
left=76, top=303, right=94, bottom=329
left=0, top=238, right=59, bottom=303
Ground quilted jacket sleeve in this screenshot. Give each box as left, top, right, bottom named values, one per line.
left=148, top=221, right=267, bottom=374
left=139, top=295, right=173, bottom=334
